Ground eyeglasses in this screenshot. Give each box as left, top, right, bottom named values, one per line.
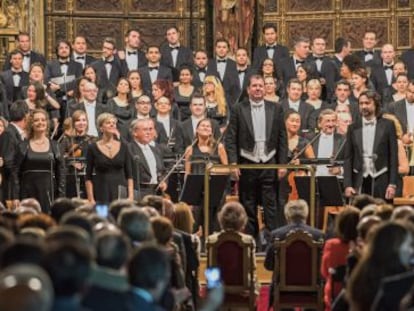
left=137, top=101, right=151, bottom=105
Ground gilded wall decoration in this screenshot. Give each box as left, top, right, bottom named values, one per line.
left=341, top=18, right=388, bottom=49
left=397, top=17, right=410, bottom=48
left=75, top=0, right=123, bottom=12
left=74, top=19, right=123, bottom=51
left=341, top=0, right=389, bottom=10
left=130, top=0, right=176, bottom=12
left=286, top=20, right=334, bottom=49
left=286, top=0, right=333, bottom=12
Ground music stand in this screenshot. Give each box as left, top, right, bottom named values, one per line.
left=179, top=174, right=229, bottom=207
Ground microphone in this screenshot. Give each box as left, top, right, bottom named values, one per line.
left=48, top=152, right=55, bottom=203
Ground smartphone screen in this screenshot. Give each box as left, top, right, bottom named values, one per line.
left=205, top=267, right=221, bottom=289
left=95, top=204, right=109, bottom=218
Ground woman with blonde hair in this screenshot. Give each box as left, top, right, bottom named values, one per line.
left=85, top=113, right=133, bottom=204
left=13, top=109, right=65, bottom=212
left=203, top=75, right=228, bottom=130
left=382, top=113, right=409, bottom=196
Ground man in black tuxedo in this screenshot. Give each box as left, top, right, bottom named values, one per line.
left=388, top=80, right=414, bottom=145
left=138, top=45, right=173, bottom=96
left=344, top=90, right=398, bottom=200
left=206, top=38, right=239, bottom=107
left=2, top=101, right=29, bottom=202
left=71, top=35, right=96, bottom=69
left=45, top=40, right=83, bottom=121
left=226, top=74, right=288, bottom=239
left=331, top=37, right=352, bottom=81
left=2, top=31, right=46, bottom=72
left=370, top=44, right=396, bottom=106
left=192, top=50, right=209, bottom=89
left=160, top=26, right=193, bottom=83
left=353, top=31, right=382, bottom=68
left=308, top=37, right=337, bottom=103
left=0, top=50, right=29, bottom=103
left=175, top=93, right=220, bottom=153
left=128, top=118, right=166, bottom=198
left=68, top=82, right=107, bottom=138
left=119, top=28, right=147, bottom=72
left=401, top=39, right=414, bottom=80
left=252, top=23, right=289, bottom=70
left=92, top=37, right=125, bottom=100
left=278, top=36, right=316, bottom=87
left=331, top=80, right=360, bottom=123
left=235, top=47, right=254, bottom=103
left=280, top=78, right=316, bottom=133
left=312, top=109, right=346, bottom=177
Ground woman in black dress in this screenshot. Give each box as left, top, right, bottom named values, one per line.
left=59, top=110, right=96, bottom=198
left=106, top=78, right=135, bottom=140
left=13, top=109, right=65, bottom=213
left=173, top=65, right=195, bottom=121
left=85, top=112, right=133, bottom=204
left=184, top=118, right=228, bottom=233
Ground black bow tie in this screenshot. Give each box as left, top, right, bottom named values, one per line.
left=23, top=54, right=30, bottom=58
left=59, top=61, right=69, bottom=66
left=266, top=45, right=275, bottom=50
left=217, top=59, right=226, bottom=63
left=104, top=59, right=113, bottom=64
left=364, top=51, right=374, bottom=55
left=198, top=68, right=206, bottom=73
left=238, top=69, right=246, bottom=74
left=149, top=66, right=159, bottom=71
left=296, top=60, right=305, bottom=65
left=384, top=65, right=393, bottom=70
left=170, top=46, right=179, bottom=50
left=76, top=56, right=85, bottom=60
left=314, top=56, right=324, bottom=61
left=127, top=51, right=137, bottom=55
left=12, top=71, right=21, bottom=76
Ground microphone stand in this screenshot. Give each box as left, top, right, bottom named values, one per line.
left=133, top=155, right=141, bottom=200
left=49, top=151, right=55, bottom=203
left=371, top=154, right=378, bottom=197
left=155, top=138, right=198, bottom=192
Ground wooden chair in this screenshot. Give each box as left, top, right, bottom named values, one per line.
left=206, top=230, right=256, bottom=311
left=273, top=230, right=324, bottom=311
left=394, top=176, right=414, bottom=206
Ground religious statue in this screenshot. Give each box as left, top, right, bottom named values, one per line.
left=214, top=0, right=256, bottom=56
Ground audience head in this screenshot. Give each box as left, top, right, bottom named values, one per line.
left=128, top=245, right=171, bottom=302
left=118, top=207, right=154, bottom=244
left=335, top=207, right=360, bottom=243
left=95, top=229, right=130, bottom=270
left=0, top=238, right=45, bottom=269
left=284, top=199, right=309, bottom=224
left=0, top=264, right=54, bottom=311
left=173, top=202, right=195, bottom=234
left=218, top=201, right=248, bottom=232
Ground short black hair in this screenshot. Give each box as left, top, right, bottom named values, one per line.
left=334, top=37, right=350, bottom=54
left=128, top=245, right=170, bottom=290
left=9, top=100, right=29, bottom=122
left=262, top=23, right=277, bottom=33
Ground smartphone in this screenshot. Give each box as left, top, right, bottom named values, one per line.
left=95, top=204, right=109, bottom=218
left=205, top=267, right=221, bottom=289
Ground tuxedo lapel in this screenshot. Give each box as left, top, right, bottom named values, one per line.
left=241, top=102, right=254, bottom=137
left=265, top=103, right=273, bottom=140
left=135, top=143, right=151, bottom=175
left=373, top=119, right=385, bottom=154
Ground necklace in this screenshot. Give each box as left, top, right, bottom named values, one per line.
left=101, top=141, right=113, bottom=157
left=33, top=139, right=47, bottom=146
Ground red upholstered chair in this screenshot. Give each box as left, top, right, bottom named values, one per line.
left=206, top=230, right=256, bottom=311
left=273, top=230, right=324, bottom=311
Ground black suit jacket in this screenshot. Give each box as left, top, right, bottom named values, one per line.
left=401, top=49, right=414, bottom=80
left=160, top=44, right=194, bottom=81
left=225, top=99, right=288, bottom=164
left=138, top=65, right=173, bottom=96
left=192, top=67, right=207, bottom=89
left=307, top=55, right=337, bottom=102
left=370, top=63, right=393, bottom=105
left=252, top=44, right=290, bottom=70
left=127, top=141, right=164, bottom=187
left=280, top=99, right=316, bottom=132
left=235, top=66, right=255, bottom=103
left=121, top=50, right=147, bottom=72
left=312, top=133, right=346, bottom=160
left=0, top=70, right=30, bottom=102
left=277, top=56, right=317, bottom=87
left=92, top=58, right=125, bottom=96
left=71, top=54, right=96, bottom=68
left=388, top=99, right=409, bottom=134
left=45, top=59, right=83, bottom=94
left=343, top=117, right=398, bottom=190
left=264, top=223, right=324, bottom=271
left=206, top=58, right=239, bottom=107
left=353, top=49, right=382, bottom=68
left=3, top=50, right=46, bottom=71
left=175, top=118, right=221, bottom=154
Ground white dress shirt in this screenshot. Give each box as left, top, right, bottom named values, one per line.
left=362, top=117, right=376, bottom=177
left=126, top=49, right=138, bottom=70
left=137, top=142, right=158, bottom=184
left=157, top=114, right=170, bottom=137
left=84, top=101, right=98, bottom=137
left=316, top=133, right=334, bottom=176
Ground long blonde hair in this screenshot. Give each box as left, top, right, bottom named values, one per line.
left=203, top=75, right=227, bottom=116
